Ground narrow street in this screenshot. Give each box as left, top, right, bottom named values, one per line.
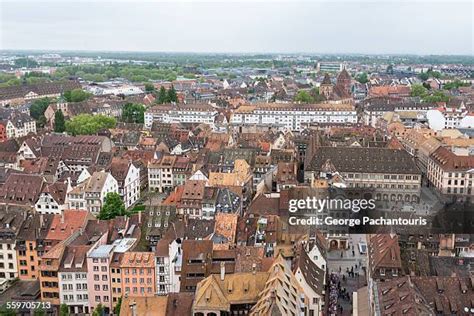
left=326, top=234, right=368, bottom=315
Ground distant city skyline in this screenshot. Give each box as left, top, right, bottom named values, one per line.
left=1, top=1, right=473, bottom=55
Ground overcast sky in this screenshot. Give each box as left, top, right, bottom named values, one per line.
left=1, top=0, right=472, bottom=55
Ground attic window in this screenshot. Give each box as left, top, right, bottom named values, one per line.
left=384, top=303, right=394, bottom=310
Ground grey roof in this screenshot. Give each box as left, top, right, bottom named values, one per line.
left=88, top=244, right=114, bottom=258
left=307, top=146, right=420, bottom=174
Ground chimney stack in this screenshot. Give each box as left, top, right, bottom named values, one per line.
left=60, top=212, right=65, bottom=224
left=138, top=210, right=142, bottom=224
left=220, top=262, right=225, bottom=281
left=252, top=263, right=257, bottom=275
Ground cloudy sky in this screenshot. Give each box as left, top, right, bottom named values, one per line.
left=1, top=0, right=472, bottom=55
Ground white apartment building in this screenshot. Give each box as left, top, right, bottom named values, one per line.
left=0, top=211, right=25, bottom=281
left=35, top=182, right=70, bottom=215
left=5, top=116, right=37, bottom=139
left=58, top=247, right=90, bottom=315
left=148, top=155, right=176, bottom=193
left=67, top=171, right=119, bottom=214
left=230, top=103, right=357, bottom=131
left=427, top=146, right=474, bottom=199
left=110, top=160, right=140, bottom=208
left=35, top=191, right=67, bottom=215
left=144, top=104, right=218, bottom=128
left=155, top=237, right=182, bottom=295
left=0, top=242, right=18, bottom=280
left=427, top=103, right=468, bottom=131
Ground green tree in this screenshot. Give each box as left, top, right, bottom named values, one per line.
left=418, top=72, right=429, bottom=81
left=64, top=89, right=92, bottom=102
left=167, top=85, right=178, bottom=103
left=98, top=192, right=127, bottom=220
left=386, top=64, right=394, bottom=74
left=92, top=304, right=104, bottom=316
left=114, top=297, right=122, bottom=316
left=356, top=72, right=369, bottom=84
left=423, top=91, right=450, bottom=103
left=59, top=303, right=70, bottom=316
left=37, top=116, right=47, bottom=129
left=0, top=304, right=16, bottom=316
left=144, top=83, right=155, bottom=92
left=29, top=98, right=51, bottom=120
left=14, top=57, right=38, bottom=68
left=33, top=306, right=45, bottom=316
left=410, top=84, right=428, bottom=98
left=430, top=71, right=442, bottom=79
left=157, top=86, right=169, bottom=104
left=121, top=103, right=145, bottom=124
left=309, top=87, right=326, bottom=102
left=54, top=110, right=66, bottom=133
left=65, top=114, right=116, bottom=135
left=294, top=90, right=314, bottom=103
left=443, top=79, right=470, bottom=90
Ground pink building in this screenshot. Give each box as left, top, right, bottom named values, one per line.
left=87, top=244, right=114, bottom=314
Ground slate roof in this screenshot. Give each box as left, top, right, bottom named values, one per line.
left=294, top=248, right=325, bottom=296
left=0, top=173, right=45, bottom=205
left=307, top=146, right=420, bottom=174
left=0, top=80, right=81, bottom=101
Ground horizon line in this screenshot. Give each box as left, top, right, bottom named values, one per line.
left=1, top=49, right=472, bottom=58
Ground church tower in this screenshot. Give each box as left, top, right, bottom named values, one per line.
left=319, top=73, right=333, bottom=99
left=336, top=69, right=352, bottom=95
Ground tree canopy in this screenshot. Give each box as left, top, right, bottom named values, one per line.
left=418, top=69, right=442, bottom=81
left=98, top=192, right=127, bottom=220
left=168, top=85, right=178, bottom=102
left=443, top=80, right=470, bottom=90
left=410, top=84, right=450, bottom=103
left=294, top=90, right=314, bottom=103
left=65, top=114, right=116, bottom=135
left=410, top=84, right=428, bottom=97
left=114, top=297, right=122, bottom=316
left=64, top=89, right=92, bottom=103
left=121, top=103, right=145, bottom=124
left=92, top=304, right=104, bottom=316
left=59, top=304, right=70, bottom=316
left=423, top=91, right=450, bottom=103
left=30, top=98, right=52, bottom=120
left=355, top=72, right=369, bottom=84
left=54, top=110, right=66, bottom=133
left=144, top=83, right=155, bottom=92
left=294, top=87, right=325, bottom=103
left=156, top=85, right=178, bottom=104
left=14, top=57, right=39, bottom=68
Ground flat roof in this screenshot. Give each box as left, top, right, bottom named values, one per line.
left=88, top=244, right=114, bottom=258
